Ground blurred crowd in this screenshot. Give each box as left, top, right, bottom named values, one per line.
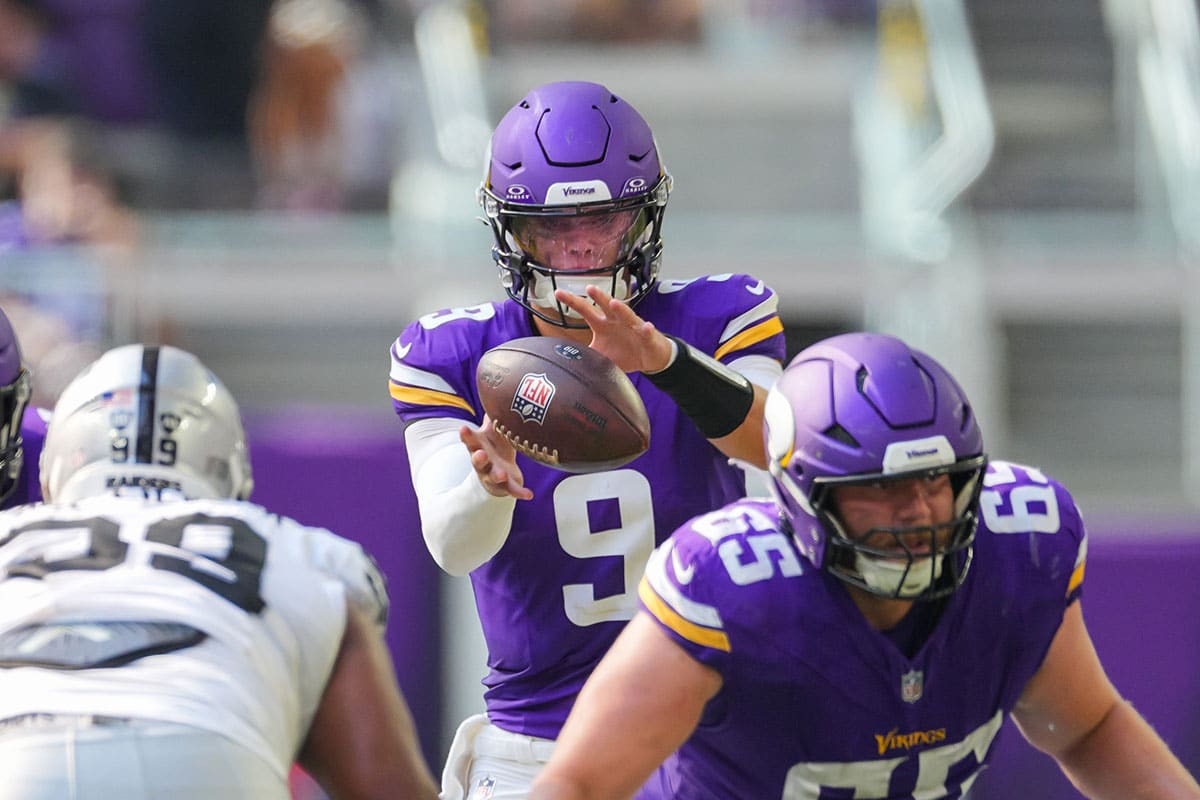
left=0, top=0, right=872, bottom=232
left=0, top=0, right=397, bottom=222
left=0, top=0, right=868, bottom=219
left=0, top=0, right=409, bottom=405
left=0, top=0, right=867, bottom=403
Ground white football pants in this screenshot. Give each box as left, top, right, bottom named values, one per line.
left=440, top=713, right=557, bottom=800
left=0, top=715, right=290, bottom=800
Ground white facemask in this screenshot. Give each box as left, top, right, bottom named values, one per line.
left=855, top=552, right=944, bottom=597
left=528, top=273, right=631, bottom=318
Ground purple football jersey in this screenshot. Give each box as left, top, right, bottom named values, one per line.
left=389, top=274, right=785, bottom=737
left=3, top=406, right=47, bottom=510
left=637, top=460, right=1086, bottom=799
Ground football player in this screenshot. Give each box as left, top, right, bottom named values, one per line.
left=388, top=80, right=786, bottom=798
left=0, top=305, right=47, bottom=509
left=0, top=344, right=438, bottom=800
left=529, top=331, right=1200, bottom=800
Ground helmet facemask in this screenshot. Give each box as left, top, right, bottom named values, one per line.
left=0, top=368, right=32, bottom=503
left=481, top=175, right=669, bottom=328
left=809, top=458, right=987, bottom=600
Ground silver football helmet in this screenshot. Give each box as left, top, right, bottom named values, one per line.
left=41, top=344, right=253, bottom=503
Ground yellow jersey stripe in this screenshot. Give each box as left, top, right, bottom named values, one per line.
left=389, top=382, right=476, bottom=415
left=638, top=578, right=731, bottom=652
left=714, top=316, right=784, bottom=362
left=1067, top=559, right=1085, bottom=596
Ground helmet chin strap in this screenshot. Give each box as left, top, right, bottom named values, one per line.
left=854, top=552, right=944, bottom=597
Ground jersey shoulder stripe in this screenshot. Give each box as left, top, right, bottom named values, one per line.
left=388, top=381, right=476, bottom=415
left=715, top=314, right=784, bottom=362
left=1067, top=533, right=1087, bottom=597
left=389, top=347, right=458, bottom=393
left=717, top=293, right=780, bottom=350
left=640, top=539, right=730, bottom=651
left=639, top=579, right=730, bottom=652
left=644, top=274, right=785, bottom=366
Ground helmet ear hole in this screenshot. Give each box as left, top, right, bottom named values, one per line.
left=960, top=402, right=976, bottom=434
left=822, top=424, right=859, bottom=447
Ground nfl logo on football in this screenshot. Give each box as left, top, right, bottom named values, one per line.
left=512, top=372, right=556, bottom=424
left=901, top=669, right=924, bottom=704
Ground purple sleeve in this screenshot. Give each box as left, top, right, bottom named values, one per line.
left=638, top=498, right=788, bottom=675
left=387, top=303, right=516, bottom=426
left=637, top=274, right=786, bottom=366
left=978, top=460, right=1087, bottom=606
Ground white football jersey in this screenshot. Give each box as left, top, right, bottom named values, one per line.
left=0, top=495, right=388, bottom=779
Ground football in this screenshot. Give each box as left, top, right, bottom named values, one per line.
left=476, top=337, right=650, bottom=473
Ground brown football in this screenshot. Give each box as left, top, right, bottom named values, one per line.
left=476, top=337, right=650, bottom=473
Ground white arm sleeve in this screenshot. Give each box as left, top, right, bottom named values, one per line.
left=403, top=417, right=518, bottom=577
left=728, top=353, right=783, bottom=390
left=726, top=353, right=784, bottom=495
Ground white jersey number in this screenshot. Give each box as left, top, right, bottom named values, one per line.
left=979, top=462, right=1061, bottom=534
left=417, top=304, right=495, bottom=330
left=693, top=505, right=804, bottom=586
left=555, top=471, right=655, bottom=627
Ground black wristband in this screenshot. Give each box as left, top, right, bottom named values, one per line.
left=644, top=335, right=755, bottom=439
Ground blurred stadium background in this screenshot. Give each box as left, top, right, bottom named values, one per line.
left=2, top=0, right=1199, bottom=797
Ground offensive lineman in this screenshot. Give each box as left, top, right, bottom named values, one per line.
left=530, top=332, right=1200, bottom=800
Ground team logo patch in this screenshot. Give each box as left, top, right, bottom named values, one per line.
left=900, top=669, right=924, bottom=704
left=512, top=373, right=556, bottom=424
left=472, top=775, right=496, bottom=799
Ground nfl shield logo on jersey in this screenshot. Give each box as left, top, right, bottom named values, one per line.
left=472, top=775, right=496, bottom=799
left=512, top=373, right=556, bottom=424
left=900, top=669, right=924, bottom=704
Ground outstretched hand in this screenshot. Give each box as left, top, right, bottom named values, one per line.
left=554, top=286, right=674, bottom=374
left=460, top=416, right=534, bottom=501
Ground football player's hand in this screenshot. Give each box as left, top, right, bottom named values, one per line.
left=460, top=416, right=534, bottom=500
left=554, top=286, right=674, bottom=374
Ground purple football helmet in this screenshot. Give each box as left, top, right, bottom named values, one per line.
left=764, top=332, right=987, bottom=600
left=0, top=307, right=32, bottom=503
left=479, top=81, right=671, bottom=328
